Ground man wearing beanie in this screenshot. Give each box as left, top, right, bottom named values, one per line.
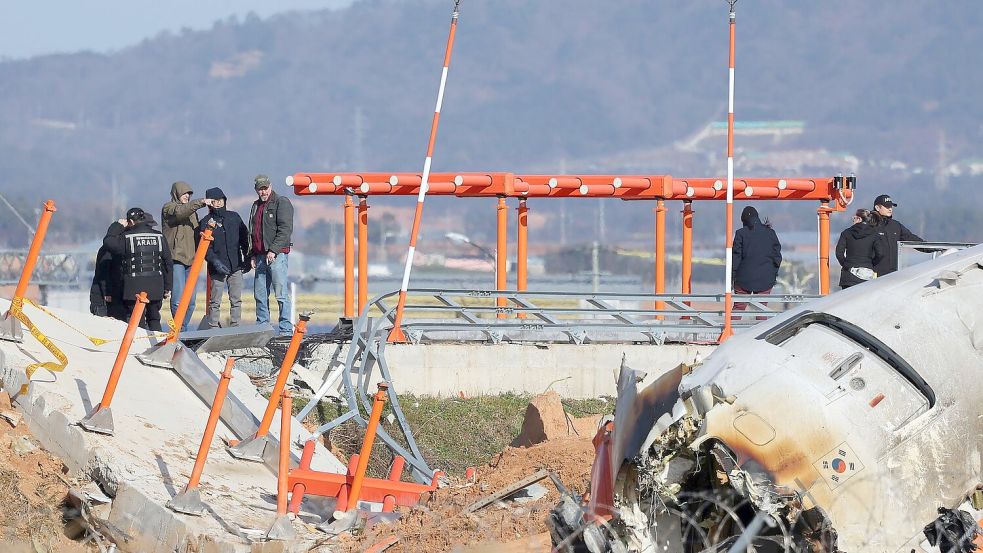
left=247, top=174, right=294, bottom=334
left=199, top=187, right=249, bottom=327
left=161, top=181, right=213, bottom=331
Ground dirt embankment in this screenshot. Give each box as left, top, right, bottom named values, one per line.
left=0, top=393, right=94, bottom=553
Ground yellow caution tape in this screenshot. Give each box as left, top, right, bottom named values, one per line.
left=26, top=299, right=110, bottom=346
left=8, top=298, right=69, bottom=395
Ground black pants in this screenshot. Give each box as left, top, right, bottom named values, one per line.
left=123, top=299, right=164, bottom=332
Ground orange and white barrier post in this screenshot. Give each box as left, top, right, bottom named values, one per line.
left=719, top=3, right=738, bottom=343
left=166, top=357, right=235, bottom=516
left=79, top=292, right=149, bottom=435
left=266, top=388, right=297, bottom=540
left=389, top=0, right=463, bottom=342
left=1, top=199, right=57, bottom=343
left=229, top=313, right=309, bottom=462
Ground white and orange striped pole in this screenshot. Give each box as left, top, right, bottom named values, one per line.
left=719, top=2, right=737, bottom=342
left=389, top=0, right=462, bottom=342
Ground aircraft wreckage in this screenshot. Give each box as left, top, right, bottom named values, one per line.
left=552, top=244, right=983, bottom=552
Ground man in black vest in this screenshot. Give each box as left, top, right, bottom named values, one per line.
left=103, top=208, right=174, bottom=331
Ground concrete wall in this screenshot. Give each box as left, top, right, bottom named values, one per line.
left=313, top=343, right=715, bottom=399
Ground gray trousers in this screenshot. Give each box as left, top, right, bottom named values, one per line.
left=208, top=270, right=243, bottom=328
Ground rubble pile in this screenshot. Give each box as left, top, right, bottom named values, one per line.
left=338, top=392, right=601, bottom=553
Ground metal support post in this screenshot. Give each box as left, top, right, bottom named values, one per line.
left=79, top=292, right=149, bottom=435
left=344, top=194, right=355, bottom=318
left=1, top=199, right=56, bottom=343
left=358, top=196, right=369, bottom=315
left=496, top=196, right=508, bottom=319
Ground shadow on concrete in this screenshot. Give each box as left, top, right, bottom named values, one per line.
left=75, top=378, right=93, bottom=413
left=154, top=453, right=178, bottom=499
left=204, top=503, right=246, bottom=538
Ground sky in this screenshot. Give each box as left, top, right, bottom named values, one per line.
left=0, top=1, right=356, bottom=59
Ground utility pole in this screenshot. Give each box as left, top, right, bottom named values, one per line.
left=591, top=241, right=600, bottom=293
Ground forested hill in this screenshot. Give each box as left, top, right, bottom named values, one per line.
left=0, top=0, right=979, bottom=244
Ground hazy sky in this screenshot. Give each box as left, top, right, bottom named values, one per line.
left=0, top=1, right=355, bottom=59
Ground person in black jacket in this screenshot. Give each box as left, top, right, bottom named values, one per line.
left=200, top=187, right=250, bottom=327
left=102, top=208, right=173, bottom=331
left=836, top=209, right=886, bottom=289
left=872, top=194, right=923, bottom=275
left=732, top=206, right=782, bottom=319
left=90, top=224, right=127, bottom=320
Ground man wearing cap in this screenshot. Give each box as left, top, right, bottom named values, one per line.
left=200, top=187, right=250, bottom=327
left=161, top=181, right=213, bottom=330
left=102, top=208, right=173, bottom=331
left=872, top=194, right=924, bottom=276
left=248, top=175, right=294, bottom=333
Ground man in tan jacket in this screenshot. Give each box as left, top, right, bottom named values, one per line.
left=161, top=181, right=213, bottom=331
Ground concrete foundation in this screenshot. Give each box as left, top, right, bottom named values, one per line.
left=307, top=342, right=714, bottom=399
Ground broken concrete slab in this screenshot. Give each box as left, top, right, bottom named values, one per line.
left=0, top=297, right=344, bottom=551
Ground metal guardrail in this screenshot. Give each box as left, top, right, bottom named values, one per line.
left=367, top=288, right=818, bottom=345
left=898, top=241, right=977, bottom=271
left=0, top=250, right=81, bottom=287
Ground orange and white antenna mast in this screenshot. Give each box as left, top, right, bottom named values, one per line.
left=719, top=0, right=738, bottom=342
left=389, top=0, right=462, bottom=342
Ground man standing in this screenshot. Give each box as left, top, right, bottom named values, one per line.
left=161, top=181, right=212, bottom=331
left=248, top=175, right=294, bottom=334
left=200, top=187, right=250, bottom=327
left=872, top=194, right=924, bottom=276
left=102, top=208, right=173, bottom=331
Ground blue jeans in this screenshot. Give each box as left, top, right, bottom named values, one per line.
left=170, top=263, right=197, bottom=331
left=254, top=253, right=292, bottom=334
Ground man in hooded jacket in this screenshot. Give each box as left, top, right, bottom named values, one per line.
left=161, top=181, right=213, bottom=330
left=199, top=187, right=250, bottom=327
left=103, top=208, right=173, bottom=331
left=732, top=206, right=782, bottom=318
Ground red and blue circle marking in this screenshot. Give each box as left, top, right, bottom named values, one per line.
left=831, top=458, right=847, bottom=473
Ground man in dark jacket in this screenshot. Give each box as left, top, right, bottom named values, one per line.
left=872, top=194, right=923, bottom=276
left=161, top=181, right=213, bottom=331
left=732, top=206, right=782, bottom=318
left=248, top=175, right=294, bottom=334
left=836, top=209, right=886, bottom=289
left=200, top=187, right=250, bottom=328
left=89, top=242, right=125, bottom=320
left=103, top=208, right=173, bottom=331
